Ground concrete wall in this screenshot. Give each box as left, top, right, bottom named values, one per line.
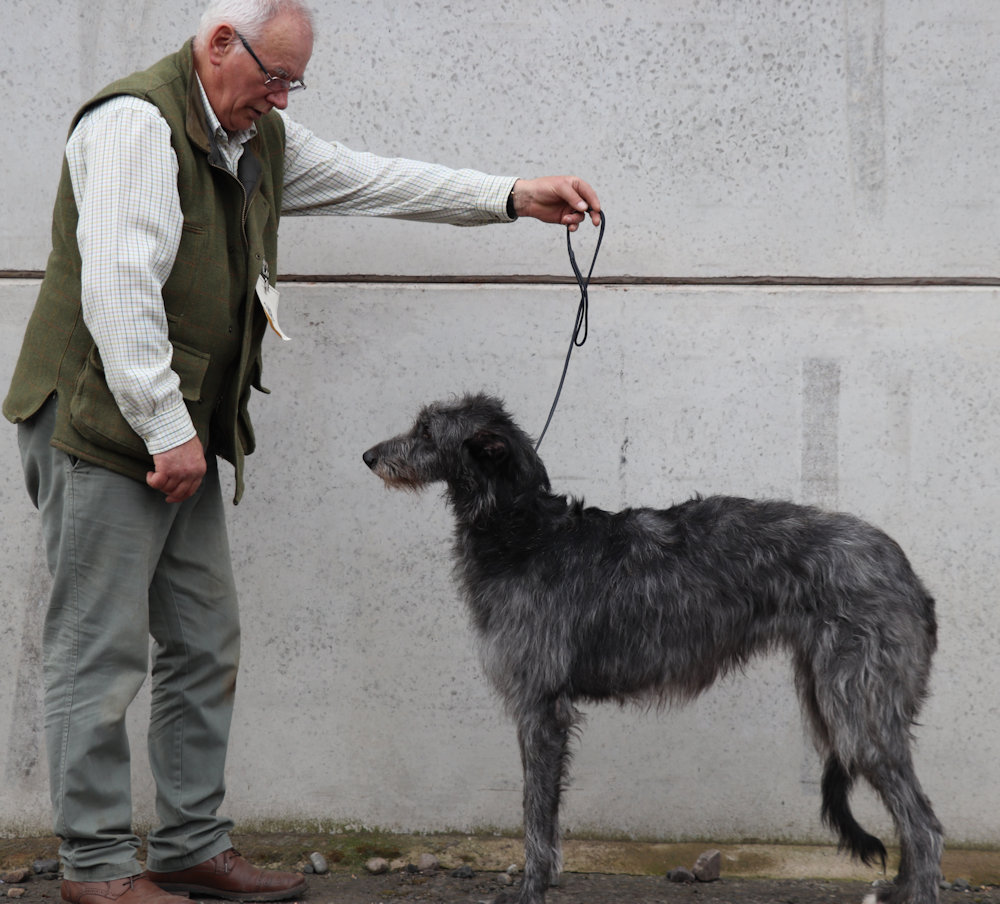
left=2, top=0, right=999, bottom=849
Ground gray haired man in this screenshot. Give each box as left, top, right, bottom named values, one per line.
left=4, top=2, right=601, bottom=904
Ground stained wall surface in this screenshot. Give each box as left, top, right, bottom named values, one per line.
left=1, top=0, right=998, bottom=849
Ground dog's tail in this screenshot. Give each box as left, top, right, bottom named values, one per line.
left=820, top=755, right=888, bottom=871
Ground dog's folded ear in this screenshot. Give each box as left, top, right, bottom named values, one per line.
left=465, top=429, right=509, bottom=465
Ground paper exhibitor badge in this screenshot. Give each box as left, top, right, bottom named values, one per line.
left=256, top=260, right=290, bottom=341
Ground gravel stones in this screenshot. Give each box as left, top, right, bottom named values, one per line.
left=365, top=852, right=445, bottom=876
left=693, top=849, right=722, bottom=882
left=668, top=849, right=722, bottom=884
left=667, top=867, right=696, bottom=883
left=416, top=854, right=439, bottom=872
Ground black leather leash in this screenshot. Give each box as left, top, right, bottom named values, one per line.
left=535, top=209, right=606, bottom=451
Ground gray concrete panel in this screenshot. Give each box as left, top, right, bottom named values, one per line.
left=1, top=280, right=997, bottom=843
left=2, top=2, right=998, bottom=276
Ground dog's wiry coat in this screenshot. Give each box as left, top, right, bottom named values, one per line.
left=363, top=393, right=943, bottom=904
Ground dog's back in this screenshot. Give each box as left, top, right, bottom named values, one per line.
left=459, top=490, right=935, bottom=716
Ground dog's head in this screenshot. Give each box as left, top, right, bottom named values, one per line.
left=363, top=393, right=551, bottom=519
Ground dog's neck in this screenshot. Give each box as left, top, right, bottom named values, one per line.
left=446, top=478, right=570, bottom=536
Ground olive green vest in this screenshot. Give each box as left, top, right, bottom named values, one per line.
left=3, top=40, right=285, bottom=502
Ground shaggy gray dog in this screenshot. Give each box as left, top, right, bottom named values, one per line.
left=363, top=393, right=943, bottom=904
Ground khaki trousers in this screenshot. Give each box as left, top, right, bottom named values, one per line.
left=18, top=398, right=239, bottom=880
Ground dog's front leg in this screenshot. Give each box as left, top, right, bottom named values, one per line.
left=497, top=695, right=577, bottom=904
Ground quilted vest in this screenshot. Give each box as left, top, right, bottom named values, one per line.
left=3, top=40, right=285, bottom=502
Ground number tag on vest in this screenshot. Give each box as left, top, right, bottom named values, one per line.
left=256, top=273, right=290, bottom=341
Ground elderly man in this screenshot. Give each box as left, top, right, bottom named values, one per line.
left=4, top=2, right=602, bottom=904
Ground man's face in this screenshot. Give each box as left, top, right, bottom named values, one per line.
left=209, top=12, right=313, bottom=133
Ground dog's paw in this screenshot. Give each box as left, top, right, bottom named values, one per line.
left=861, top=885, right=897, bottom=904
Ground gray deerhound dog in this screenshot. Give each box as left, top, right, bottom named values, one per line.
left=362, top=393, right=943, bottom=904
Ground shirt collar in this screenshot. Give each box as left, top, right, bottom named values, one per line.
left=195, top=73, right=258, bottom=147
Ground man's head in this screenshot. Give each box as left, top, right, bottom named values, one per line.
left=193, top=0, right=314, bottom=134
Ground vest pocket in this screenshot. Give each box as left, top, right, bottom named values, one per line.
left=68, top=342, right=213, bottom=460
left=68, top=346, right=148, bottom=458
left=171, top=341, right=211, bottom=401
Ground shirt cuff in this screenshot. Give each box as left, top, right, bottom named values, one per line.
left=136, top=403, right=198, bottom=456
left=478, top=175, right=520, bottom=222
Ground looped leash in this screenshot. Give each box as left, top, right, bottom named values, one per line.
left=535, top=209, right=606, bottom=451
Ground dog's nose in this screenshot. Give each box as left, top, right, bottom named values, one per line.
left=362, top=448, right=378, bottom=469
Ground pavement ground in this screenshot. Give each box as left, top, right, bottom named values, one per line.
left=2, top=833, right=999, bottom=904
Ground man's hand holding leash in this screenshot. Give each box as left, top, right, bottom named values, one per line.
left=510, top=176, right=602, bottom=231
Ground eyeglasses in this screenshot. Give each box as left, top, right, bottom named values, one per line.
left=236, top=31, right=306, bottom=94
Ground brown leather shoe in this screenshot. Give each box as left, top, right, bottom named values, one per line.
left=147, top=849, right=307, bottom=902
left=61, top=873, right=190, bottom=904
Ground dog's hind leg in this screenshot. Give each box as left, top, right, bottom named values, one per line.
left=856, top=748, right=943, bottom=904
left=501, top=695, right=578, bottom=904
left=795, top=641, right=942, bottom=904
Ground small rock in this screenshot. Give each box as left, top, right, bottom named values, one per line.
left=6, top=890, right=26, bottom=899
left=505, top=864, right=519, bottom=875
left=951, top=878, right=972, bottom=892
left=497, top=872, right=513, bottom=887
left=450, top=865, right=476, bottom=879
left=308, top=852, right=327, bottom=875
left=389, top=859, right=407, bottom=872
left=32, top=860, right=59, bottom=876
left=365, top=857, right=389, bottom=875
left=667, top=867, right=696, bottom=884
left=0, top=871, right=29, bottom=885
left=402, top=864, right=420, bottom=874
left=693, top=849, right=721, bottom=882
left=416, top=853, right=439, bottom=872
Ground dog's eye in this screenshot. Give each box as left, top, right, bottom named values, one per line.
left=420, top=423, right=432, bottom=440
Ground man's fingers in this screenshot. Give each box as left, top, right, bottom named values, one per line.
left=146, top=469, right=201, bottom=503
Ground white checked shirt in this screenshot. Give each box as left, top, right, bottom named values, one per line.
left=66, top=79, right=516, bottom=455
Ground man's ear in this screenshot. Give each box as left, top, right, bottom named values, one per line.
left=464, top=429, right=509, bottom=464
left=206, top=24, right=236, bottom=64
